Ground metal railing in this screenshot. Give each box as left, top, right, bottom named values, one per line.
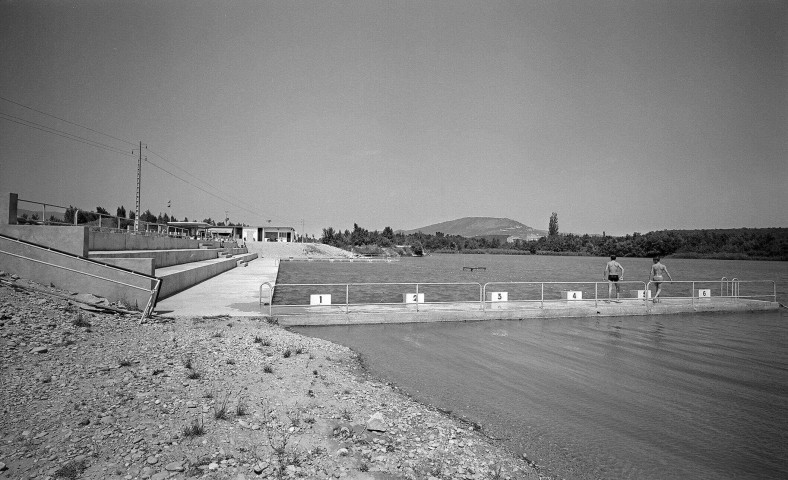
left=0, top=235, right=160, bottom=320
left=259, top=280, right=653, bottom=314
left=482, top=281, right=649, bottom=309
left=257, top=279, right=776, bottom=316
left=261, top=281, right=483, bottom=314
left=16, top=198, right=189, bottom=238
left=645, top=279, right=776, bottom=308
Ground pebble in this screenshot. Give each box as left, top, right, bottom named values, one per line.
left=0, top=279, right=530, bottom=480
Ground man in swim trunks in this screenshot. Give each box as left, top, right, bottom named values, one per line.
left=650, top=257, right=672, bottom=302
left=604, top=255, right=624, bottom=300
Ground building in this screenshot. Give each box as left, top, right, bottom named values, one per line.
left=242, top=226, right=296, bottom=242
left=166, top=221, right=211, bottom=238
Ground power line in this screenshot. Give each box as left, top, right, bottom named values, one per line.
left=0, top=97, right=293, bottom=226
left=145, top=147, right=279, bottom=221
left=143, top=157, right=284, bottom=223
left=0, top=95, right=136, bottom=147
left=0, top=112, right=135, bottom=157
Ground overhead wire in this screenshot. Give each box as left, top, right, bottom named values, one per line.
left=0, top=112, right=135, bottom=157
left=0, top=95, right=137, bottom=147
left=142, top=158, right=279, bottom=223
left=1, top=96, right=292, bottom=226
left=145, top=147, right=285, bottom=223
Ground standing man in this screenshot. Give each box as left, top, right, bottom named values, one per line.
left=649, top=257, right=673, bottom=302
left=604, top=255, right=624, bottom=301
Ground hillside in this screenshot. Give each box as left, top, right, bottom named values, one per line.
left=402, top=216, right=547, bottom=239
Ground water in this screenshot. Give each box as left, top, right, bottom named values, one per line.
left=286, top=255, right=788, bottom=479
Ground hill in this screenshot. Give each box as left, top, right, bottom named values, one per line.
left=402, top=217, right=547, bottom=239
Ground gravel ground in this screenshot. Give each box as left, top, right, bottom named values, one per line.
left=0, top=274, right=540, bottom=480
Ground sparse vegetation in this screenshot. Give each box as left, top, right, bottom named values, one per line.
left=283, top=348, right=292, bottom=358
left=213, top=391, right=231, bottom=420
left=226, top=358, right=236, bottom=365
left=117, top=358, right=133, bottom=367
left=182, top=355, right=193, bottom=369
left=263, top=365, right=274, bottom=374
left=53, top=459, right=88, bottom=479
left=260, top=402, right=305, bottom=479
left=186, top=370, right=202, bottom=380
left=182, top=418, right=205, bottom=438
left=236, top=397, right=248, bottom=417
left=253, top=335, right=264, bottom=343
left=72, top=313, right=91, bottom=328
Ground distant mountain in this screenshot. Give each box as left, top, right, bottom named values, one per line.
left=401, top=217, right=547, bottom=240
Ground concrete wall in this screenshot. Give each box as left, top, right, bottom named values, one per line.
left=1, top=193, right=18, bottom=225
left=90, top=257, right=155, bottom=276
left=0, top=235, right=157, bottom=308
left=0, top=225, right=88, bottom=257
left=89, top=248, right=219, bottom=269
left=89, top=231, right=202, bottom=251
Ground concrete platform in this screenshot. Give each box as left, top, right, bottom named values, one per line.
left=155, top=257, right=279, bottom=316
left=272, top=297, right=779, bottom=326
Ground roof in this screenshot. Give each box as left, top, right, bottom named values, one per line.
left=167, top=221, right=211, bottom=228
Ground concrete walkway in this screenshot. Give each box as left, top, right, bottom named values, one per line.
left=155, top=257, right=279, bottom=317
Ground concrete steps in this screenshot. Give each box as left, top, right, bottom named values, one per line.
left=156, top=252, right=257, bottom=299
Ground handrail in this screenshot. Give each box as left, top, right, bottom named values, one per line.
left=257, top=279, right=777, bottom=315
left=0, top=235, right=160, bottom=321
left=483, top=281, right=648, bottom=308
left=259, top=281, right=275, bottom=316
left=263, top=282, right=483, bottom=313
left=645, top=279, right=776, bottom=309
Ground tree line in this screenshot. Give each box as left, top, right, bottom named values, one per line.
left=320, top=223, right=788, bottom=260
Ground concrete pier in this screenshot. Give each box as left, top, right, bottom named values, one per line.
left=273, top=297, right=779, bottom=326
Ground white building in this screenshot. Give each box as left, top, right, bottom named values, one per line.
left=242, top=226, right=296, bottom=242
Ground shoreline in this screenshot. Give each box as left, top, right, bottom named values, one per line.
left=0, top=277, right=540, bottom=480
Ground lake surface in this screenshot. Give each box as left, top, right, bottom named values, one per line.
left=287, top=255, right=788, bottom=479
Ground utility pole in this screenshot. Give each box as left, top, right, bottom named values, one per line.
left=135, top=141, right=142, bottom=231
left=301, top=219, right=305, bottom=243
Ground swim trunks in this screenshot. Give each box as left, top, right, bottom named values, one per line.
left=653, top=275, right=663, bottom=282
left=608, top=275, right=619, bottom=282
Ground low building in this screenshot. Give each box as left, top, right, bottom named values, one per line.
left=242, top=226, right=296, bottom=242
left=207, top=226, right=244, bottom=240
left=166, top=221, right=211, bottom=238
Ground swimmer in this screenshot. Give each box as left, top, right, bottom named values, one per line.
left=604, top=255, right=624, bottom=300
left=650, top=257, right=673, bottom=302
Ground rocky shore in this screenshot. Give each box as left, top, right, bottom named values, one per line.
left=0, top=275, right=539, bottom=480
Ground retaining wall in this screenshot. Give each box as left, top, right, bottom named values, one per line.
left=89, top=231, right=203, bottom=251
left=0, top=225, right=89, bottom=257
left=0, top=235, right=157, bottom=308
left=89, top=249, right=219, bottom=269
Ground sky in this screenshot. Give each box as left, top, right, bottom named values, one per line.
left=1, top=0, right=786, bottom=237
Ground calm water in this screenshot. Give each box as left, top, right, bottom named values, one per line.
left=287, top=255, right=788, bottom=479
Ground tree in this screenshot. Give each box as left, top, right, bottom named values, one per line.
left=549, top=212, right=559, bottom=236
left=96, top=206, right=110, bottom=215
left=116, top=206, right=126, bottom=218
